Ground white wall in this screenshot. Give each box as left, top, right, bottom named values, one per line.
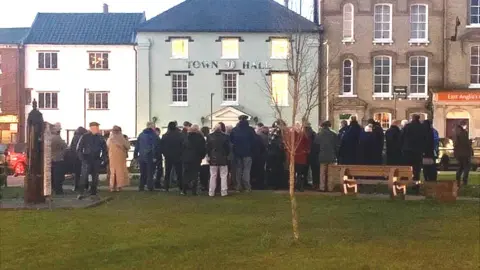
left=24, top=44, right=137, bottom=142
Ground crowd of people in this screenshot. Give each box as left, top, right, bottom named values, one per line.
left=47, top=113, right=474, bottom=199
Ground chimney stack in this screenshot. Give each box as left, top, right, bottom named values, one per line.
left=284, top=0, right=289, bottom=8
left=103, top=3, right=109, bottom=14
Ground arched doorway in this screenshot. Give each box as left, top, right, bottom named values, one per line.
left=445, top=109, right=470, bottom=139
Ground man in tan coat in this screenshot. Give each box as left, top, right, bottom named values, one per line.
left=107, top=126, right=130, bottom=191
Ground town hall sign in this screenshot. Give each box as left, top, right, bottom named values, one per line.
left=187, top=60, right=271, bottom=70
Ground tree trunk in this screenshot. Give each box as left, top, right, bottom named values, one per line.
left=289, top=134, right=300, bottom=241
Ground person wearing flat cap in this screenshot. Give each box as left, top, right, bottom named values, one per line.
left=76, top=121, right=108, bottom=199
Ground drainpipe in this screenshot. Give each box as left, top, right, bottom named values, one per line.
left=324, top=40, right=329, bottom=121
left=134, top=45, right=138, bottom=136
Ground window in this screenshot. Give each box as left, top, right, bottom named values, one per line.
left=171, top=39, right=188, bottom=59
left=410, top=4, right=428, bottom=42
left=222, top=72, right=238, bottom=104
left=271, top=72, right=289, bottom=106
left=470, top=0, right=480, bottom=25
left=38, top=92, right=58, bottom=109
left=470, top=46, right=480, bottom=86
left=373, top=56, right=392, bottom=96
left=374, top=112, right=392, bottom=129
left=409, top=56, right=428, bottom=96
left=271, top=38, right=289, bottom=59
left=38, top=52, right=58, bottom=69
left=343, top=4, right=354, bottom=41
left=373, top=4, right=392, bottom=42
left=172, top=73, right=188, bottom=104
left=88, top=52, right=109, bottom=69
left=87, top=92, right=109, bottom=110
left=221, top=38, right=239, bottom=59
left=342, top=59, right=354, bottom=95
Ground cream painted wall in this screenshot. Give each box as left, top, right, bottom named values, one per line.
left=24, top=44, right=137, bottom=142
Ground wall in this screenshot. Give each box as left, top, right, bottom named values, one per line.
left=24, top=44, right=137, bottom=140
left=0, top=45, right=25, bottom=142
left=321, top=0, right=445, bottom=127
left=136, top=32, right=319, bottom=131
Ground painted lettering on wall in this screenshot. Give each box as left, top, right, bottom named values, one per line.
left=187, top=60, right=271, bottom=70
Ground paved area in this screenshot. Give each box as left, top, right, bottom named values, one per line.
left=0, top=194, right=112, bottom=210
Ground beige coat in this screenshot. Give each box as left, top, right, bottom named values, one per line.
left=107, top=132, right=130, bottom=189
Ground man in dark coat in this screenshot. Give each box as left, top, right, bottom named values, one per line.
left=314, top=121, right=339, bottom=192
left=266, top=121, right=286, bottom=189
left=385, top=120, right=403, bottom=165
left=154, top=127, right=163, bottom=189
left=161, top=121, right=185, bottom=191
left=338, top=120, right=348, bottom=140
left=134, top=122, right=160, bottom=191
left=454, top=122, right=473, bottom=186
left=422, top=120, right=437, bottom=182
left=401, top=114, right=426, bottom=181
left=68, top=126, right=88, bottom=191
left=182, top=125, right=206, bottom=195
left=357, top=124, right=377, bottom=165
left=339, top=116, right=362, bottom=164
left=207, top=124, right=230, bottom=196
left=230, top=115, right=256, bottom=192
left=76, top=122, right=108, bottom=199
left=368, top=119, right=384, bottom=165
left=305, top=125, right=318, bottom=189
left=251, top=127, right=268, bottom=190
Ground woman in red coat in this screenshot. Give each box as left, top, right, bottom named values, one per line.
left=287, top=124, right=311, bottom=192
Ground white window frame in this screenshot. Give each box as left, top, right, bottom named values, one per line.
left=409, top=4, right=429, bottom=44
left=374, top=112, right=392, bottom=130
left=468, top=0, right=480, bottom=27
left=38, top=52, right=58, bottom=69
left=88, top=52, right=109, bottom=70
left=221, top=38, right=240, bottom=59
left=271, top=72, right=289, bottom=107
left=87, top=91, right=109, bottom=110
left=342, top=3, right=355, bottom=43
left=171, top=73, right=188, bottom=106
left=37, top=92, right=58, bottom=109
left=373, top=3, right=393, bottom=44
left=221, top=72, right=239, bottom=105
left=409, top=56, right=428, bottom=97
left=470, top=45, right=480, bottom=88
left=340, top=59, right=356, bottom=96
left=171, top=38, right=189, bottom=59
left=271, top=38, right=289, bottom=59
left=373, top=56, right=393, bottom=98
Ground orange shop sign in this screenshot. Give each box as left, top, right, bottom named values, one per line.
left=435, top=91, right=480, bottom=102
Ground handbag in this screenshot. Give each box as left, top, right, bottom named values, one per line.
left=422, top=157, right=434, bottom=165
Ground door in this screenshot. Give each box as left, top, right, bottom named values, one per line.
left=445, top=119, right=468, bottom=139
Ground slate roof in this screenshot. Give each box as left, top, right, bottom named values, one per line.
left=24, top=13, right=145, bottom=45
left=138, top=0, right=319, bottom=33
left=0, top=28, right=30, bottom=44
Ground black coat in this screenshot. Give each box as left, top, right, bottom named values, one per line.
left=161, top=129, right=185, bottom=162
left=183, top=132, right=206, bottom=164
left=76, top=132, right=107, bottom=163
left=357, top=132, right=378, bottom=165
left=339, top=122, right=362, bottom=164
left=385, top=125, right=402, bottom=165
left=401, top=120, right=426, bottom=154
left=372, top=124, right=385, bottom=164
left=252, top=133, right=267, bottom=162
left=423, top=125, right=435, bottom=159
left=207, top=131, right=230, bottom=166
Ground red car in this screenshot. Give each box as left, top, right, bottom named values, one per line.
left=5, top=143, right=27, bottom=176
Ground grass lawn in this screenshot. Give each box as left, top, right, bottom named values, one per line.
left=0, top=191, right=479, bottom=270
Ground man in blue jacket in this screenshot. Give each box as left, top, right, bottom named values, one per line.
left=230, top=115, right=256, bottom=192
left=134, top=122, right=161, bottom=191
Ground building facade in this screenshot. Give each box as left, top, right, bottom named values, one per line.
left=320, top=0, right=444, bottom=129
left=23, top=12, right=145, bottom=142
left=0, top=27, right=29, bottom=143
left=432, top=0, right=480, bottom=138
left=136, top=0, right=320, bottom=132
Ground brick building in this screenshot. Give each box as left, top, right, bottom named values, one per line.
left=320, top=0, right=444, bottom=129
left=432, top=0, right=480, bottom=138
left=0, top=28, right=29, bottom=143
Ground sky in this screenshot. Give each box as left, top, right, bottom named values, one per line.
left=0, top=0, right=313, bottom=28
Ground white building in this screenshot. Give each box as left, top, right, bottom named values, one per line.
left=24, top=11, right=145, bottom=142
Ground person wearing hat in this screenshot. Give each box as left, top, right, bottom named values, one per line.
left=230, top=115, right=256, bottom=192
left=50, top=122, right=68, bottom=195
left=134, top=122, right=161, bottom=191
left=76, top=121, right=108, bottom=199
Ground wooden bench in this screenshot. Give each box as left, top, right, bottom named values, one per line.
left=328, top=165, right=414, bottom=198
